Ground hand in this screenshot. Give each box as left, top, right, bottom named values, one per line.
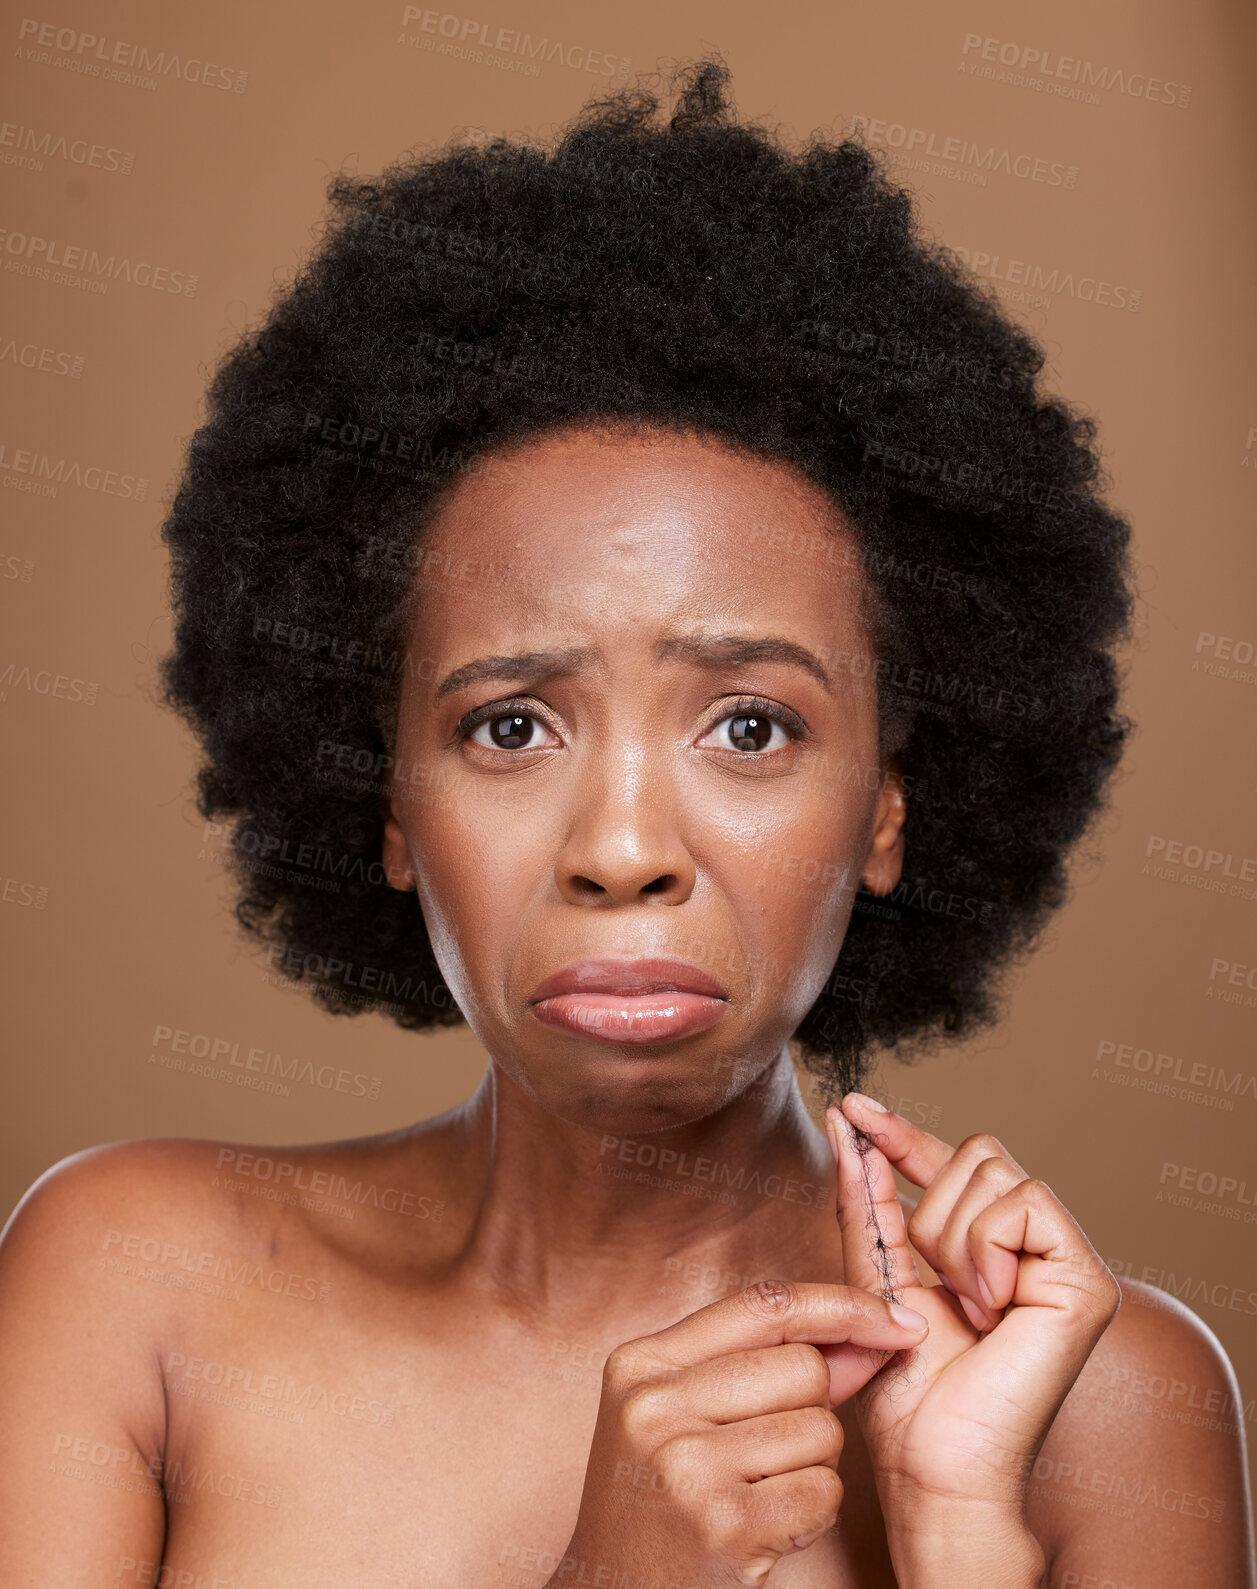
left=823, top=1094, right=1121, bottom=1581
left=550, top=1280, right=930, bottom=1588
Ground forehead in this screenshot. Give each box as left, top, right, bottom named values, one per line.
left=408, top=422, right=872, bottom=652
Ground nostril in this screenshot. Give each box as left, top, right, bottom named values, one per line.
left=641, top=874, right=676, bottom=895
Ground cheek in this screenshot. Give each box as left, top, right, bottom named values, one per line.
left=747, top=846, right=860, bottom=961
left=710, top=787, right=869, bottom=991
left=407, top=786, right=549, bottom=977
left=712, top=778, right=866, bottom=909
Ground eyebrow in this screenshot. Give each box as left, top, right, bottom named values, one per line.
left=432, top=632, right=834, bottom=702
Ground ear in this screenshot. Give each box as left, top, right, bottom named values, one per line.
left=861, top=753, right=907, bottom=897
left=380, top=794, right=417, bottom=892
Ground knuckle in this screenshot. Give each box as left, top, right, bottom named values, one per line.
left=745, top=1470, right=845, bottom=1563
left=965, top=1211, right=994, bottom=1248
left=832, top=1285, right=879, bottom=1326
left=741, top=1278, right=798, bottom=1316
left=780, top=1341, right=831, bottom=1400
left=938, top=1228, right=970, bottom=1270
left=801, top=1404, right=844, bottom=1454
left=960, top=1131, right=1006, bottom=1160
left=795, top=1464, right=844, bottom=1529
left=619, top=1380, right=676, bottom=1434
left=602, top=1340, right=649, bottom=1395
left=696, top=1484, right=752, bottom=1553
left=973, top=1154, right=1011, bottom=1183
left=655, top=1429, right=708, bottom=1483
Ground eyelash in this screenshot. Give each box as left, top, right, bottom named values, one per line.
left=453, top=694, right=806, bottom=754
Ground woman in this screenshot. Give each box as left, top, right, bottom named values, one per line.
left=1, top=56, right=1251, bottom=1588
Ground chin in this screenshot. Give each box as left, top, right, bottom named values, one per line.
left=547, top=1066, right=749, bottom=1136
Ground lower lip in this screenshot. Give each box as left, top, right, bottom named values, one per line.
left=530, top=992, right=729, bottom=1045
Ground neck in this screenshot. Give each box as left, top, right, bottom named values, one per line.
left=445, top=1047, right=839, bottom=1333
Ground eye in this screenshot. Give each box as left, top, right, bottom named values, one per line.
left=458, top=700, right=561, bottom=752
left=698, top=696, right=804, bottom=755
left=455, top=694, right=804, bottom=756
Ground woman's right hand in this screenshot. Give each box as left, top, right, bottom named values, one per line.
left=549, top=1279, right=929, bottom=1588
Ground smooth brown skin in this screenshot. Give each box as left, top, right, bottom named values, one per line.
left=0, top=422, right=1252, bottom=1587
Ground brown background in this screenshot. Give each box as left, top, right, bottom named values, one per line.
left=3, top=0, right=1255, bottom=1525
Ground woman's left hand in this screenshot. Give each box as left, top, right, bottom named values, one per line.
left=822, top=1092, right=1122, bottom=1585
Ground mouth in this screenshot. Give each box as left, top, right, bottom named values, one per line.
left=528, top=958, right=730, bottom=1047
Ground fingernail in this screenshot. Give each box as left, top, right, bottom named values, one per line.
left=959, top=1294, right=987, bottom=1332
left=977, top=1274, right=995, bottom=1309
left=889, top=1303, right=928, bottom=1331
left=827, top=1108, right=852, bottom=1148
left=845, top=1091, right=887, bottom=1113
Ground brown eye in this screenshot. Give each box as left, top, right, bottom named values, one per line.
left=484, top=714, right=534, bottom=749
left=459, top=701, right=561, bottom=753
left=697, top=698, right=801, bottom=756
left=726, top=713, right=775, bottom=752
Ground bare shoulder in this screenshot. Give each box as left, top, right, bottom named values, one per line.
left=0, top=1125, right=461, bottom=1580
left=0, top=1136, right=278, bottom=1393
left=2, top=1134, right=243, bottom=1278
left=0, top=1138, right=235, bottom=1576
left=1027, top=1275, right=1256, bottom=1587
left=0, top=1116, right=459, bottom=1324
left=4, top=1136, right=211, bottom=1222
left=3, top=1135, right=278, bottom=1282
left=6, top=1110, right=471, bottom=1305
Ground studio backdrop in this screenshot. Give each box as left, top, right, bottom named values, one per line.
left=2, top=0, right=1255, bottom=1524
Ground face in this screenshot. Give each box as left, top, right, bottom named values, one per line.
left=382, top=421, right=906, bottom=1132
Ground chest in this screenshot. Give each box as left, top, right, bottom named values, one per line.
left=155, top=1305, right=900, bottom=1587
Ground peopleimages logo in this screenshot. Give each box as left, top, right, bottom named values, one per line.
left=846, top=115, right=1077, bottom=188
left=959, top=33, right=1191, bottom=108
left=0, top=439, right=146, bottom=499
left=397, top=8, right=630, bottom=79
left=944, top=244, right=1141, bottom=312
left=15, top=19, right=248, bottom=92
left=0, top=224, right=197, bottom=296
left=214, top=1147, right=446, bottom=1223
left=102, top=1229, right=332, bottom=1303
left=0, top=121, right=135, bottom=174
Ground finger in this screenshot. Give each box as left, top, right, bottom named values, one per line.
left=710, top=1403, right=844, bottom=1480
left=658, top=1341, right=834, bottom=1423
left=738, top=1466, right=845, bottom=1576
left=840, top=1093, right=964, bottom=1190
left=968, top=1179, right=1120, bottom=1322
left=621, top=1279, right=928, bottom=1381
left=825, top=1106, right=923, bottom=1303
left=932, top=1157, right=1025, bottom=1332
left=903, top=1130, right=1031, bottom=1277
left=957, top=1182, right=1123, bottom=1437
left=814, top=1336, right=915, bottom=1409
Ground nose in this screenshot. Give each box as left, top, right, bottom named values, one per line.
left=553, top=756, right=697, bottom=908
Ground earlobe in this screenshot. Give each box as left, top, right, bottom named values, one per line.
left=380, top=800, right=417, bottom=892
left=860, top=755, right=908, bottom=898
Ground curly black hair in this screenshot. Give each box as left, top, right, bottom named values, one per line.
left=158, top=54, right=1134, bottom=1102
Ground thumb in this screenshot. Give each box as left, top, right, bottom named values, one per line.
left=825, top=1103, right=923, bottom=1306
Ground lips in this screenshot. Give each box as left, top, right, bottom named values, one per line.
left=530, top=958, right=728, bottom=1002
left=528, top=958, right=730, bottom=1046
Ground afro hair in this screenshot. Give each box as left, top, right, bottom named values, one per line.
left=158, top=54, right=1135, bottom=1102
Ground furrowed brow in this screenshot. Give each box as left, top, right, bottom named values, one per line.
left=655, top=633, right=834, bottom=694
left=432, top=646, right=594, bottom=702
left=434, top=636, right=835, bottom=701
